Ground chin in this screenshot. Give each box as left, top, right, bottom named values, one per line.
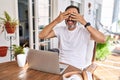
left=67, top=25, right=73, bottom=27
left=67, top=23, right=75, bottom=27
left=67, top=25, right=76, bottom=29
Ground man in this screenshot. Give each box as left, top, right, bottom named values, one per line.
left=39, top=5, right=105, bottom=69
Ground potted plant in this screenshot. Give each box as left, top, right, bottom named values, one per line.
left=12, top=45, right=24, bottom=57
left=0, top=11, right=18, bottom=34
left=96, top=36, right=111, bottom=61
left=12, top=45, right=26, bottom=67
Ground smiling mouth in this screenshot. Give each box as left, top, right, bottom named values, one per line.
left=67, top=20, right=75, bottom=23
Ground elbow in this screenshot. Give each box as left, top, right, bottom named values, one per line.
left=100, top=38, right=106, bottom=43
left=96, top=34, right=106, bottom=43
left=99, top=36, right=106, bottom=43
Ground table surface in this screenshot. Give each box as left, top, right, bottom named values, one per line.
left=0, top=61, right=81, bottom=80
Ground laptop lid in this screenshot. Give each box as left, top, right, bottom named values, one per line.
left=27, top=49, right=68, bottom=74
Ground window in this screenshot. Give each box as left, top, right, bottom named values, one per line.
left=70, top=0, right=83, bottom=15
left=38, top=0, right=51, bottom=50
left=111, top=0, right=120, bottom=33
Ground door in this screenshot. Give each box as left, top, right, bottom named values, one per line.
left=18, top=0, right=52, bottom=50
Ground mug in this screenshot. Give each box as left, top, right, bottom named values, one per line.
left=63, top=71, right=83, bottom=80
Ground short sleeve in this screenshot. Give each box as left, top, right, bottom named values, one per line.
left=53, top=27, right=63, bottom=37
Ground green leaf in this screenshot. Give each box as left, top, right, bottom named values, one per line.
left=96, top=36, right=111, bottom=61
left=4, top=11, right=11, bottom=21
left=0, top=17, right=6, bottom=21
left=12, top=45, right=24, bottom=56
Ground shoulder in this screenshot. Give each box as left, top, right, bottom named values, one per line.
left=54, top=26, right=66, bottom=29
left=53, top=26, right=66, bottom=36
left=54, top=26, right=66, bottom=31
left=77, top=25, right=90, bottom=35
left=77, top=25, right=86, bottom=31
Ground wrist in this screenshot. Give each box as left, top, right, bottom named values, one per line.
left=83, top=21, right=87, bottom=26
left=84, top=22, right=91, bottom=28
left=53, top=19, right=59, bottom=24
left=54, top=16, right=62, bottom=24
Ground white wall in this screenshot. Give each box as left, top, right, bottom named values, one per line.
left=95, top=0, right=103, bottom=4
left=0, top=0, right=19, bottom=63
left=57, top=0, right=71, bottom=26
left=101, top=0, right=114, bottom=26
left=83, top=0, right=95, bottom=27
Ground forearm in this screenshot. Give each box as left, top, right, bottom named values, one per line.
left=77, top=16, right=106, bottom=43
left=39, top=19, right=58, bottom=39
left=86, top=26, right=106, bottom=43
left=39, top=11, right=69, bottom=39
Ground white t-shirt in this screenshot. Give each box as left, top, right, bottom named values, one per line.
left=53, top=26, right=90, bottom=69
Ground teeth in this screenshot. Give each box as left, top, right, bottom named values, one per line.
left=68, top=21, right=72, bottom=23
left=67, top=20, right=74, bottom=22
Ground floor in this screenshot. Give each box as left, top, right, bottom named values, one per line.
left=94, top=53, right=120, bottom=80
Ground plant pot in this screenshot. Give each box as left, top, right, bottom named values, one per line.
left=5, top=22, right=16, bottom=34
left=17, top=54, right=26, bottom=67
left=5, top=26, right=16, bottom=34
left=0, top=46, right=8, bottom=57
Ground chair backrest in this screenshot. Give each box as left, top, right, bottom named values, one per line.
left=92, top=42, right=96, bottom=62
left=83, top=40, right=96, bottom=80
left=86, top=40, right=96, bottom=66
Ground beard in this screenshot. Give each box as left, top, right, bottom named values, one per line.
left=67, top=25, right=75, bottom=28
left=66, top=20, right=77, bottom=28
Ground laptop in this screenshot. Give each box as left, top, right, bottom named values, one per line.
left=27, top=49, right=69, bottom=74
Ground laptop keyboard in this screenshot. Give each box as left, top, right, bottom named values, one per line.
left=59, top=63, right=69, bottom=73
left=60, top=68, right=64, bottom=72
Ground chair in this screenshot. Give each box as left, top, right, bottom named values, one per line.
left=82, top=40, right=97, bottom=80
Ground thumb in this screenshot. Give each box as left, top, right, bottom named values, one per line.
left=60, top=11, right=63, bottom=14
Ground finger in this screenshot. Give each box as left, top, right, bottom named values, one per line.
left=77, top=13, right=83, bottom=17
left=71, top=18, right=77, bottom=21
left=71, top=17, right=76, bottom=19
left=72, top=12, right=82, bottom=17
left=71, top=12, right=79, bottom=16
left=63, top=13, right=70, bottom=19
left=64, top=10, right=71, bottom=14
left=70, top=14, right=77, bottom=19
left=71, top=12, right=80, bottom=17
left=71, top=12, right=77, bottom=15
left=60, top=11, right=62, bottom=14
left=63, top=16, right=68, bottom=20
left=63, top=11, right=70, bottom=16
left=63, top=15, right=70, bottom=19
left=70, top=14, right=76, bottom=17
